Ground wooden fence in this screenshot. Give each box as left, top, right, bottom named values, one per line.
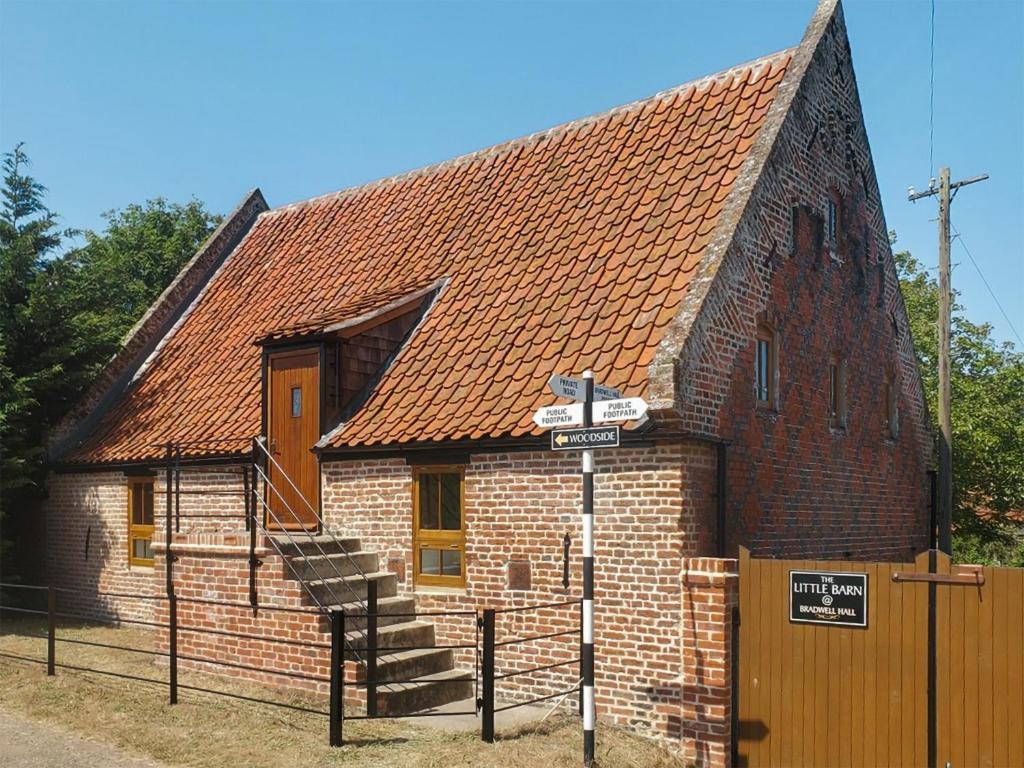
left=736, top=548, right=1023, bottom=767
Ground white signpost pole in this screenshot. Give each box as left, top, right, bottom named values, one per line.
left=581, top=370, right=596, bottom=767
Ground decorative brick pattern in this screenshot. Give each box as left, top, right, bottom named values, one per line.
left=659, top=0, right=930, bottom=561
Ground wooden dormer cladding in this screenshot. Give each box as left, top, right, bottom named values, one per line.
left=322, top=305, right=426, bottom=427
left=335, top=308, right=423, bottom=420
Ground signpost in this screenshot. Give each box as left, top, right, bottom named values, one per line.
left=534, top=373, right=648, bottom=768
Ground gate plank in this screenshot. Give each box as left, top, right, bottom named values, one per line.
left=1007, top=567, right=1024, bottom=765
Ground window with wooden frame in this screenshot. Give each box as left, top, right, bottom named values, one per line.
left=755, top=323, right=778, bottom=410
left=127, top=476, right=155, bottom=567
left=829, top=356, right=848, bottom=430
left=412, top=467, right=466, bottom=588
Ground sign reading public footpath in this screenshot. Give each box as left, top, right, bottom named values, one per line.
left=532, top=403, right=584, bottom=428
left=789, top=570, right=868, bottom=627
left=592, top=397, right=648, bottom=424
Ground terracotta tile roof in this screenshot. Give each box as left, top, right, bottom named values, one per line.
left=253, top=278, right=441, bottom=345
left=66, top=49, right=792, bottom=464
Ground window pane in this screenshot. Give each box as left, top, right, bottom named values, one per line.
left=441, top=550, right=462, bottom=576
left=420, top=548, right=440, bottom=576
left=131, top=484, right=144, bottom=525
left=440, top=473, right=461, bottom=531
left=132, top=538, right=153, bottom=561
left=291, top=387, right=302, bottom=418
left=829, top=365, right=837, bottom=415
left=142, top=483, right=154, bottom=525
left=418, top=476, right=439, bottom=530
left=756, top=339, right=769, bottom=401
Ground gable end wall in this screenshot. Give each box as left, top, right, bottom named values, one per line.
left=673, top=2, right=931, bottom=559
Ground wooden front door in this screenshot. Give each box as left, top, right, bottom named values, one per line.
left=412, top=467, right=466, bottom=588
left=266, top=349, right=320, bottom=531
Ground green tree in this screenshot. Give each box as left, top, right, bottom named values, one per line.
left=895, top=247, right=1024, bottom=565
left=0, top=144, right=66, bottom=573
left=0, top=144, right=220, bottom=580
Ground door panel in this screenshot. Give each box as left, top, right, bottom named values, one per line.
left=413, top=468, right=466, bottom=588
left=267, top=349, right=320, bottom=531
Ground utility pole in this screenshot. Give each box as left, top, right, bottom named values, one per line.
left=907, top=167, right=988, bottom=554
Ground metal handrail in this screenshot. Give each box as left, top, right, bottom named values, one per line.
left=251, top=463, right=368, bottom=613
left=248, top=495, right=364, bottom=662
left=251, top=438, right=372, bottom=606
left=252, top=438, right=371, bottom=583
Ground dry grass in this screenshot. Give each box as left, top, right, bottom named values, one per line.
left=0, top=618, right=686, bottom=768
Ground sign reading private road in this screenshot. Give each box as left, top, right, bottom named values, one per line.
left=551, top=426, right=620, bottom=451
left=532, top=403, right=584, bottom=428
left=548, top=374, right=622, bottom=403
left=592, top=397, right=648, bottom=424
left=789, top=570, right=868, bottom=627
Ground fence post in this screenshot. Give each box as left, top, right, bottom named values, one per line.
left=329, top=609, right=343, bottom=747
left=164, top=443, right=174, bottom=596
left=481, top=608, right=495, bottom=743
left=366, top=579, right=378, bottom=718
left=46, top=586, right=55, bottom=676
left=168, top=593, right=178, bottom=704
left=245, top=463, right=258, bottom=608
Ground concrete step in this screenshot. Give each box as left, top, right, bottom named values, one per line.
left=374, top=668, right=475, bottom=715
left=327, top=596, right=416, bottom=631
left=290, top=551, right=379, bottom=581
left=345, top=619, right=435, bottom=659
left=359, top=647, right=456, bottom=684
left=308, top=571, right=397, bottom=605
left=268, top=534, right=362, bottom=557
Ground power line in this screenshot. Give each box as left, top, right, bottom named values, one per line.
left=950, top=222, right=1024, bottom=347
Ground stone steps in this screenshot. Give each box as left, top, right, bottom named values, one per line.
left=275, top=532, right=473, bottom=715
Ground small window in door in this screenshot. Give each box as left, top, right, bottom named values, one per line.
left=127, top=477, right=155, bottom=567
left=290, top=386, right=302, bottom=418
left=413, top=469, right=465, bottom=588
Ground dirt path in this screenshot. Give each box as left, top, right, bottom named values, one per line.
left=0, top=708, right=167, bottom=768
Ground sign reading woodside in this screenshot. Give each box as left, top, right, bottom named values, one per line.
left=551, top=426, right=620, bottom=451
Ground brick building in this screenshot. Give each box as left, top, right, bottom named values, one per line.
left=44, top=1, right=931, bottom=762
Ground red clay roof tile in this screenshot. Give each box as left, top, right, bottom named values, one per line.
left=66, top=49, right=792, bottom=463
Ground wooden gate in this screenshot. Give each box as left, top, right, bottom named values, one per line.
left=736, top=548, right=1024, bottom=767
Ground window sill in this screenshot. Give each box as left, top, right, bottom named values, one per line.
left=413, top=585, right=467, bottom=596
left=755, top=405, right=779, bottom=420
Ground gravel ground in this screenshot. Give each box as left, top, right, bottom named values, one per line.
left=0, top=708, right=166, bottom=768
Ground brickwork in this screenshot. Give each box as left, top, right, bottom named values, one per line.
left=662, top=0, right=930, bottom=560
left=322, top=443, right=717, bottom=742
left=680, top=558, right=738, bottom=768
left=45, top=471, right=160, bottom=622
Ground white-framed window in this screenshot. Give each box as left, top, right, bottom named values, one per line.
left=755, top=323, right=778, bottom=410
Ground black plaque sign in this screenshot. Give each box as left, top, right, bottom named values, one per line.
left=789, top=570, right=868, bottom=627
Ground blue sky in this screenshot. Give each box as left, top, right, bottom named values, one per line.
left=1, top=0, right=1021, bottom=346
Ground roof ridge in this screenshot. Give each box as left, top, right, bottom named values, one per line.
left=262, top=46, right=796, bottom=219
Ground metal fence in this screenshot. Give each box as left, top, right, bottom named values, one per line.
left=0, top=581, right=582, bottom=747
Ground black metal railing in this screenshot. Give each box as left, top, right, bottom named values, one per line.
left=480, top=599, right=583, bottom=743
left=0, top=582, right=331, bottom=721
left=0, top=582, right=582, bottom=747
left=156, top=436, right=375, bottom=661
